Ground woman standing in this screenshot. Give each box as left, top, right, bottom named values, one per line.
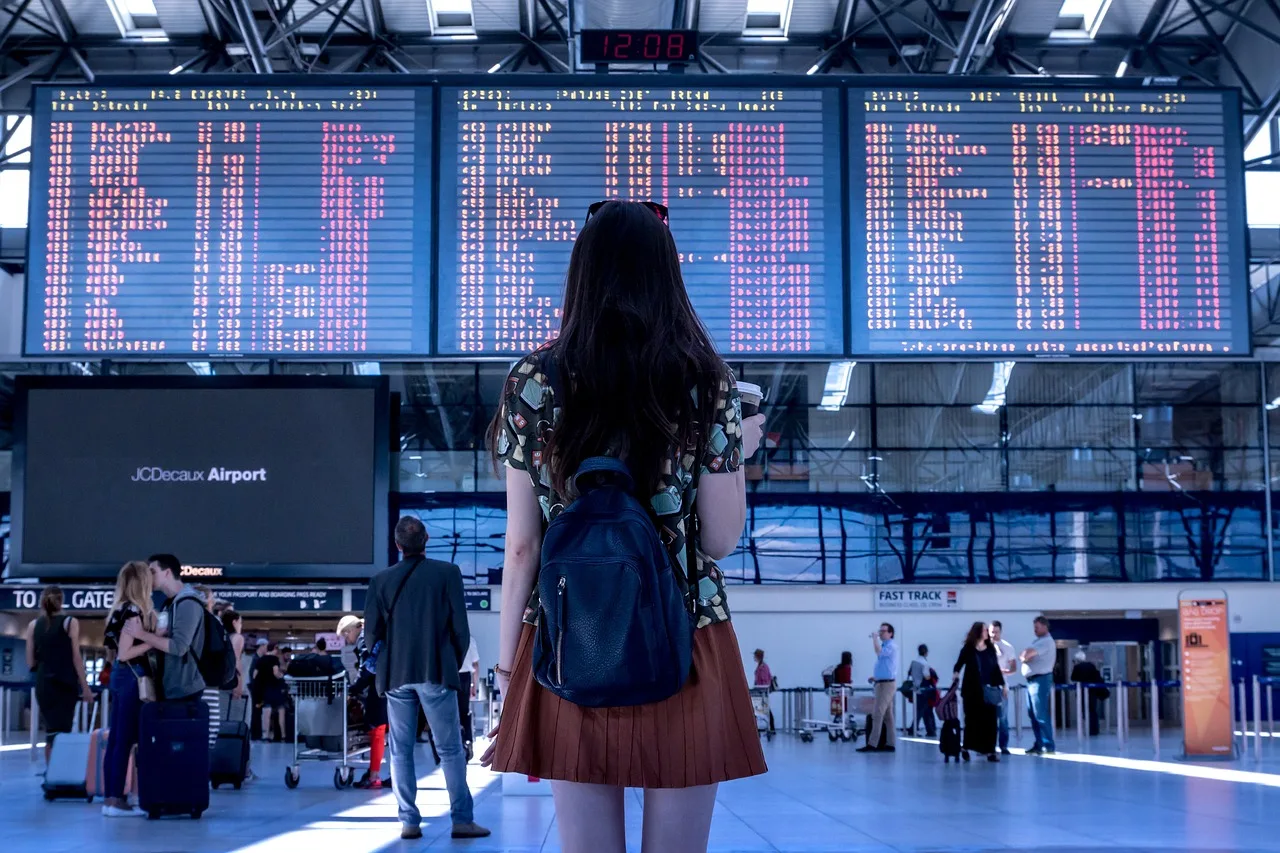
left=952, top=621, right=1005, bottom=763
left=220, top=609, right=255, bottom=781
left=337, top=615, right=387, bottom=790
left=24, top=585, right=94, bottom=763
left=483, top=201, right=768, bottom=853
left=101, top=562, right=156, bottom=816
left=753, top=649, right=775, bottom=734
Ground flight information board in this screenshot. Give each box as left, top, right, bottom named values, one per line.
left=25, top=85, right=431, bottom=356
left=850, top=86, right=1247, bottom=356
left=437, top=86, right=844, bottom=355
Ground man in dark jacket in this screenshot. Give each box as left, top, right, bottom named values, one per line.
left=364, top=516, right=489, bottom=842
left=1070, top=651, right=1108, bottom=737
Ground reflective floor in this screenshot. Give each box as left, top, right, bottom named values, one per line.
left=2, top=733, right=1278, bottom=852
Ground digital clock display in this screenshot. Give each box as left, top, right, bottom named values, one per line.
left=579, top=29, right=698, bottom=64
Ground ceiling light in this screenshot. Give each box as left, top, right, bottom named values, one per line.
left=1267, top=397, right=1280, bottom=411
left=973, top=362, right=1016, bottom=415
left=806, top=63, right=820, bottom=75
left=168, top=65, right=183, bottom=75
left=819, top=361, right=857, bottom=412
left=1115, top=59, right=1128, bottom=77
left=106, top=0, right=166, bottom=39
left=187, top=362, right=212, bottom=376
left=1051, top=0, right=1113, bottom=39
left=429, top=0, right=475, bottom=35
left=744, top=0, right=793, bottom=36
left=487, top=62, right=502, bottom=73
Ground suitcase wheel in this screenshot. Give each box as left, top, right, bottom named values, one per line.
left=233, top=781, right=242, bottom=791
left=334, top=767, right=353, bottom=789
left=285, top=767, right=300, bottom=789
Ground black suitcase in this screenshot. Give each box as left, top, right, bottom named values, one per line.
left=210, top=698, right=251, bottom=790
left=138, top=699, right=211, bottom=819
left=940, top=719, right=962, bottom=763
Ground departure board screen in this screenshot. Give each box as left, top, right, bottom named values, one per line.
left=850, top=86, right=1247, bottom=356
left=25, top=85, right=431, bottom=356
left=437, top=86, right=844, bottom=355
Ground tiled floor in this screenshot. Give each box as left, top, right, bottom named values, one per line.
left=2, top=733, right=1279, bottom=852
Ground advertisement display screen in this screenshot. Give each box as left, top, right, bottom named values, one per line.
left=1177, top=593, right=1234, bottom=758
left=11, top=377, right=390, bottom=580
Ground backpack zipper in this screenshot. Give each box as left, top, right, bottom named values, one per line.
left=555, top=576, right=566, bottom=687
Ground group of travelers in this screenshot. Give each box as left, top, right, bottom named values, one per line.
left=840, top=616, right=1061, bottom=762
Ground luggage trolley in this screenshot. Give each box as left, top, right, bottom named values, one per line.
left=750, top=688, right=774, bottom=741
left=800, top=685, right=864, bottom=743
left=283, top=673, right=363, bottom=790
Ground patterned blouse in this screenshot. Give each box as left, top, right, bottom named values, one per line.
left=495, top=350, right=744, bottom=629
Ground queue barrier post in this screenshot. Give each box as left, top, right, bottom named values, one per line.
left=1238, top=678, right=1249, bottom=748
left=1254, top=676, right=1264, bottom=760
left=1150, top=680, right=1160, bottom=759
left=30, top=686, right=40, bottom=762
left=1075, top=682, right=1085, bottom=752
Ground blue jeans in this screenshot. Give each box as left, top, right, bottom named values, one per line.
left=996, top=697, right=1009, bottom=750
left=1026, top=674, right=1055, bottom=752
left=386, top=682, right=474, bottom=828
left=104, top=664, right=141, bottom=800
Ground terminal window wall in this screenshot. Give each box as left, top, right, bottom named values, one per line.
left=0, top=360, right=1273, bottom=585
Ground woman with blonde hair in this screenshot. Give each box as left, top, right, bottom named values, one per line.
left=100, top=561, right=158, bottom=816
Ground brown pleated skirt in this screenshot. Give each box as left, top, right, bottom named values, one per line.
left=490, top=620, right=768, bottom=788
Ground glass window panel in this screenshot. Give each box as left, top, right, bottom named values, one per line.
left=875, top=406, right=1000, bottom=449
left=1008, top=448, right=1133, bottom=491
left=1140, top=406, right=1261, bottom=449
left=1007, top=405, right=1132, bottom=448
left=873, top=364, right=997, bottom=406
left=402, top=504, right=506, bottom=583
left=806, top=406, right=870, bottom=449
left=1135, top=363, right=1260, bottom=405
left=398, top=450, right=479, bottom=492
left=0, top=169, right=29, bottom=228
left=740, top=362, right=871, bottom=408
left=874, top=449, right=1002, bottom=492
left=806, top=449, right=872, bottom=492
left=1005, top=362, right=1131, bottom=405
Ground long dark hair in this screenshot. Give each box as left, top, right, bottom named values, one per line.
left=488, top=201, right=726, bottom=497
left=964, top=621, right=988, bottom=648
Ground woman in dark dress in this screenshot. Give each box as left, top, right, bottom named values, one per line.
left=952, top=621, right=1005, bottom=763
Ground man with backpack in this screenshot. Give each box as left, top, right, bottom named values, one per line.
left=364, top=517, right=489, bottom=842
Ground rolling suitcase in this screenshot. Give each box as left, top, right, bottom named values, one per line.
left=211, top=697, right=251, bottom=789
left=137, top=699, right=210, bottom=819
left=940, top=720, right=963, bottom=763
left=42, top=700, right=97, bottom=802
left=42, top=731, right=94, bottom=802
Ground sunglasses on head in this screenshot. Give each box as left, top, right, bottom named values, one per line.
left=586, top=200, right=669, bottom=225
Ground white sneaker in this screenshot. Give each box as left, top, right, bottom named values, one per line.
left=102, top=804, right=147, bottom=817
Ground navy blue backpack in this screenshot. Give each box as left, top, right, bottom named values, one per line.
left=532, top=360, right=701, bottom=707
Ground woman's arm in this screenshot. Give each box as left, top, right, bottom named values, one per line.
left=116, top=629, right=153, bottom=663
left=24, top=621, right=36, bottom=670
left=696, top=468, right=747, bottom=560
left=67, top=618, right=95, bottom=704
left=498, top=467, right=542, bottom=692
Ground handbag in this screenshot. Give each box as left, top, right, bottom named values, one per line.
left=130, top=662, right=157, bottom=703
left=983, top=684, right=1003, bottom=706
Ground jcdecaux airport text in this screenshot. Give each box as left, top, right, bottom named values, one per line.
left=131, top=466, right=268, bottom=484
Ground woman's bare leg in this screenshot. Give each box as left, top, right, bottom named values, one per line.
left=550, top=781, right=626, bottom=853
left=641, top=784, right=718, bottom=853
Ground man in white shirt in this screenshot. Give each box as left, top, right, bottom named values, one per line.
left=989, top=621, right=1017, bottom=755
left=1020, top=615, right=1057, bottom=755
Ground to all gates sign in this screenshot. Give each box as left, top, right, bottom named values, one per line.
left=3, top=586, right=116, bottom=612
left=874, top=588, right=961, bottom=610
